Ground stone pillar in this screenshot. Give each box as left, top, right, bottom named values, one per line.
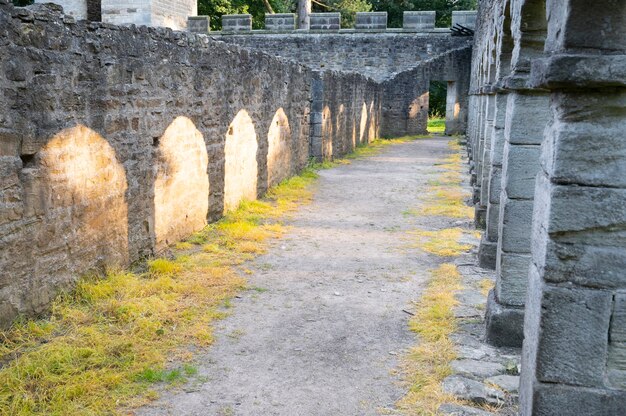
left=484, top=0, right=549, bottom=348
left=519, top=0, right=626, bottom=413
left=485, top=76, right=549, bottom=347
left=444, top=81, right=460, bottom=135
left=474, top=92, right=495, bottom=229
left=478, top=90, right=507, bottom=268
left=309, top=72, right=324, bottom=161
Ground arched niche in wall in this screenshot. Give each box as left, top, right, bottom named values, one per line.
left=267, top=108, right=292, bottom=188
left=35, top=125, right=128, bottom=264
left=224, top=109, right=258, bottom=212
left=335, top=103, right=346, bottom=154
left=359, top=102, right=368, bottom=145
left=154, top=116, right=209, bottom=250
left=322, top=105, right=333, bottom=160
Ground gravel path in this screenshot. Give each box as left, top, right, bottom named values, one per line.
left=139, top=137, right=454, bottom=416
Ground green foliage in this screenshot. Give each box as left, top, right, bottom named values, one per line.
left=313, top=0, right=372, bottom=28
left=12, top=0, right=34, bottom=6
left=199, top=0, right=294, bottom=30
left=371, top=0, right=477, bottom=28
left=429, top=81, right=447, bottom=118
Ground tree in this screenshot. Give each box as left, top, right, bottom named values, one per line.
left=297, top=0, right=311, bottom=28
left=199, top=0, right=294, bottom=30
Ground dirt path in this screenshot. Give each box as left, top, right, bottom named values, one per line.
left=140, top=137, right=454, bottom=416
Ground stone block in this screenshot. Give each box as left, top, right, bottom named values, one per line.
left=530, top=173, right=626, bottom=290
left=452, top=11, right=477, bottom=30
left=544, top=1, right=624, bottom=52
left=355, top=12, right=387, bottom=30
left=187, top=16, right=210, bottom=33
left=265, top=13, right=295, bottom=31
left=222, top=14, right=252, bottom=32
left=529, top=384, right=626, bottom=416
left=485, top=204, right=500, bottom=242
left=438, top=403, right=495, bottom=416
left=501, top=144, right=540, bottom=200
left=403, top=11, right=435, bottom=31
left=495, top=252, right=530, bottom=307
left=487, top=167, right=501, bottom=205
left=485, top=289, right=524, bottom=347
left=442, top=375, right=505, bottom=406
left=531, top=284, right=612, bottom=386
left=541, top=91, right=626, bottom=188
left=498, top=198, right=534, bottom=254
left=478, top=237, right=497, bottom=270
left=504, top=93, right=550, bottom=145
left=309, top=13, right=340, bottom=30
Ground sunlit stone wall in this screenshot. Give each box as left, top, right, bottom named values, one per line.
left=0, top=1, right=382, bottom=326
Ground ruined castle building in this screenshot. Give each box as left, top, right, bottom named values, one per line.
left=35, top=0, right=197, bottom=30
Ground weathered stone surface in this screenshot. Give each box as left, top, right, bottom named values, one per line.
left=485, top=290, right=524, bottom=348
left=495, top=252, right=530, bottom=306
left=451, top=359, right=504, bottom=378
left=442, top=375, right=505, bottom=405
left=497, top=198, right=534, bottom=253
left=214, top=31, right=472, bottom=83
left=485, top=374, right=519, bottom=393
left=500, top=144, right=541, bottom=199
left=438, top=403, right=494, bottom=416
left=478, top=237, right=497, bottom=269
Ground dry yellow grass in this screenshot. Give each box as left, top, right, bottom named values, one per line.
left=398, top=138, right=473, bottom=415
left=478, top=279, right=494, bottom=297
left=409, top=228, right=473, bottom=257
left=0, top=163, right=321, bottom=415
left=397, top=264, right=463, bottom=415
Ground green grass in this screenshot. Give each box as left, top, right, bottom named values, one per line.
left=427, top=117, right=446, bottom=134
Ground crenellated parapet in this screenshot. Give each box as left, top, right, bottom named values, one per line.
left=188, top=11, right=477, bottom=34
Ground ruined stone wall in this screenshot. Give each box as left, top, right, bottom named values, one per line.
left=213, top=32, right=473, bottom=82
left=380, top=46, right=472, bottom=137
left=0, top=1, right=381, bottom=327
left=467, top=0, right=626, bottom=413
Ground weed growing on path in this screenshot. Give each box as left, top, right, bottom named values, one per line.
left=397, top=264, right=462, bottom=414
left=399, top=137, right=475, bottom=415
left=408, top=228, right=472, bottom=257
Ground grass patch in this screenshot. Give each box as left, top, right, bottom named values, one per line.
left=427, top=117, right=445, bottom=134
left=408, top=228, right=472, bottom=257
left=0, top=163, right=323, bottom=415
left=397, top=264, right=462, bottom=415
left=398, top=137, right=476, bottom=414
left=0, top=133, right=418, bottom=415
left=478, top=279, right=494, bottom=297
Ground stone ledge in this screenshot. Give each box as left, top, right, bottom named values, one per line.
left=530, top=55, right=626, bottom=89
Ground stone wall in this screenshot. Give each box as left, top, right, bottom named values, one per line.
left=0, top=1, right=381, bottom=327
left=212, top=32, right=473, bottom=82
left=380, top=45, right=472, bottom=137
left=213, top=32, right=472, bottom=138
left=467, top=0, right=626, bottom=413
